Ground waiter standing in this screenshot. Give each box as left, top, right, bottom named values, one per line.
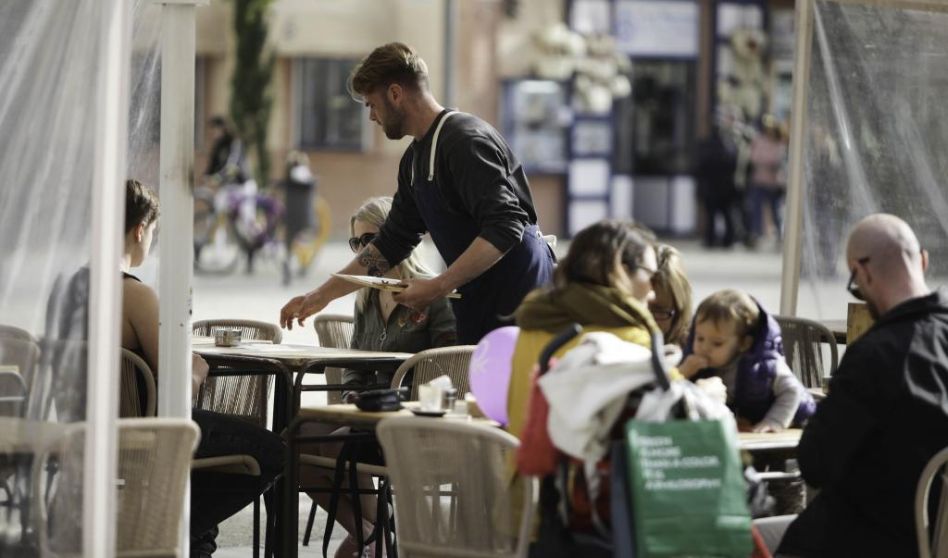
left=279, top=42, right=555, bottom=344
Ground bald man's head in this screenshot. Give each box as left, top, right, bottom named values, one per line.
left=846, top=213, right=929, bottom=316
left=847, top=214, right=921, bottom=267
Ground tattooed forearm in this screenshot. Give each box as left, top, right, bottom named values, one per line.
left=358, top=244, right=391, bottom=277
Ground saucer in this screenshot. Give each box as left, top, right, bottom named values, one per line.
left=407, top=404, right=446, bottom=417
left=409, top=408, right=446, bottom=417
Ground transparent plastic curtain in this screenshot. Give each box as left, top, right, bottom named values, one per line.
left=795, top=0, right=948, bottom=319
left=0, top=0, right=160, bottom=553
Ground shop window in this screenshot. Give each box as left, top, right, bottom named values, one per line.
left=613, top=60, right=697, bottom=175
left=293, top=58, right=368, bottom=150
left=500, top=79, right=569, bottom=174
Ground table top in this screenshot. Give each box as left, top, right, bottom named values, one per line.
left=737, top=428, right=802, bottom=451
left=298, top=403, right=497, bottom=428
left=192, top=342, right=413, bottom=369
left=299, top=404, right=798, bottom=448
left=192, top=336, right=272, bottom=346
left=0, top=417, right=69, bottom=453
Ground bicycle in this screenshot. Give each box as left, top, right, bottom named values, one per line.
left=193, top=181, right=331, bottom=280
left=193, top=180, right=282, bottom=275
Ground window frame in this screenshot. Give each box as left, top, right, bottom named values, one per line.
left=291, top=57, right=371, bottom=152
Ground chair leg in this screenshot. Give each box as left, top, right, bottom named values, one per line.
left=374, top=478, right=386, bottom=558
left=253, top=496, right=260, bottom=558
left=449, top=483, right=458, bottom=532
left=263, top=487, right=275, bottom=558
left=348, top=458, right=365, bottom=552
left=383, top=480, right=397, bottom=558
left=303, top=500, right=318, bottom=546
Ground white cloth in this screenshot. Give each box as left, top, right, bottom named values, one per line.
left=695, top=376, right=728, bottom=406
left=539, top=332, right=676, bottom=463
left=539, top=332, right=685, bottom=513
left=635, top=379, right=735, bottom=423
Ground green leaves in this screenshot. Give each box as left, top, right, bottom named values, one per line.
left=229, top=0, right=274, bottom=187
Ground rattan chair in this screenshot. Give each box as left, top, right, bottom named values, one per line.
left=117, top=351, right=259, bottom=472
left=119, top=349, right=157, bottom=418
left=377, top=417, right=533, bottom=558
left=120, top=347, right=270, bottom=557
left=192, top=319, right=283, bottom=344
left=0, top=324, right=35, bottom=343
left=916, top=446, right=948, bottom=558
left=192, top=319, right=281, bottom=427
left=0, top=334, right=40, bottom=417
left=300, top=314, right=356, bottom=546
left=34, top=418, right=200, bottom=558
left=0, top=333, right=41, bottom=510
left=313, top=314, right=355, bottom=405
left=390, top=345, right=477, bottom=400
left=191, top=323, right=282, bottom=558
left=30, top=337, right=86, bottom=424
left=300, top=346, right=475, bottom=551
left=774, top=315, right=839, bottom=389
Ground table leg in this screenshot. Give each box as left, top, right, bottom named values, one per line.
left=294, top=364, right=326, bottom=414
left=283, top=419, right=301, bottom=558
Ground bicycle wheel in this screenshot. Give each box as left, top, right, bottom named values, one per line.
left=194, top=212, right=241, bottom=275
left=193, top=189, right=216, bottom=249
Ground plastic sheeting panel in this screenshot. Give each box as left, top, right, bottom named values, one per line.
left=0, top=0, right=159, bottom=553
left=797, top=0, right=948, bottom=319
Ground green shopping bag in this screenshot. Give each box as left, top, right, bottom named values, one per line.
left=624, top=419, right=752, bottom=557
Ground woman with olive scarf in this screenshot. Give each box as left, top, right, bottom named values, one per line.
left=498, top=220, right=661, bottom=554
left=506, top=219, right=661, bottom=440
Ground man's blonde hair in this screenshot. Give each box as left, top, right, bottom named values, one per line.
left=348, top=42, right=429, bottom=98
left=694, top=289, right=759, bottom=338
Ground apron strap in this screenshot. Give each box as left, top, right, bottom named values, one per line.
left=428, top=111, right=457, bottom=181
left=409, top=110, right=459, bottom=186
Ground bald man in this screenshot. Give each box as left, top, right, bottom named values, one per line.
left=773, top=214, right=948, bottom=557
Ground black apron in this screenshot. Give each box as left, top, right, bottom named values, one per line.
left=411, top=112, right=555, bottom=344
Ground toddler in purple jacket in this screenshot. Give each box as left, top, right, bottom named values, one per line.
left=679, top=289, right=816, bottom=432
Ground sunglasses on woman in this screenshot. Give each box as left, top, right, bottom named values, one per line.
left=348, top=232, right=377, bottom=253
left=648, top=306, right=677, bottom=321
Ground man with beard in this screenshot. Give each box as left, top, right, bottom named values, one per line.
left=280, top=42, right=555, bottom=344
left=760, top=213, right=948, bottom=557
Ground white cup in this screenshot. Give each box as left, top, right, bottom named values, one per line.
left=451, top=399, right=469, bottom=416
left=418, top=384, right=444, bottom=412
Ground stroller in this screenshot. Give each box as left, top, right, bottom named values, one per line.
left=519, top=325, right=762, bottom=558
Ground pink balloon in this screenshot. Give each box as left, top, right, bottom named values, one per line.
left=468, top=326, right=520, bottom=425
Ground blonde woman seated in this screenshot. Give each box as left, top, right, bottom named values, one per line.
left=649, top=244, right=694, bottom=348
left=302, top=196, right=456, bottom=557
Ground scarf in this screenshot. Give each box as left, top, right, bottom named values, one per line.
left=514, top=282, right=659, bottom=334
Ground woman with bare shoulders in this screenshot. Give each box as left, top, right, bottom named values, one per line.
left=122, top=179, right=283, bottom=558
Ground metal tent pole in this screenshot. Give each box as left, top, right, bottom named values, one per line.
left=86, top=0, right=131, bottom=555
left=157, top=1, right=206, bottom=555
left=779, top=0, right=816, bottom=316
left=157, top=0, right=206, bottom=418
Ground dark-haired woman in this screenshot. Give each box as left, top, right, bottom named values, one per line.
left=506, top=219, right=660, bottom=437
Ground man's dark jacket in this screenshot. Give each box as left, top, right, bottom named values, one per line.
left=779, top=289, right=948, bottom=557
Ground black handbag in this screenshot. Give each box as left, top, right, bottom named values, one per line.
left=352, top=388, right=404, bottom=412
